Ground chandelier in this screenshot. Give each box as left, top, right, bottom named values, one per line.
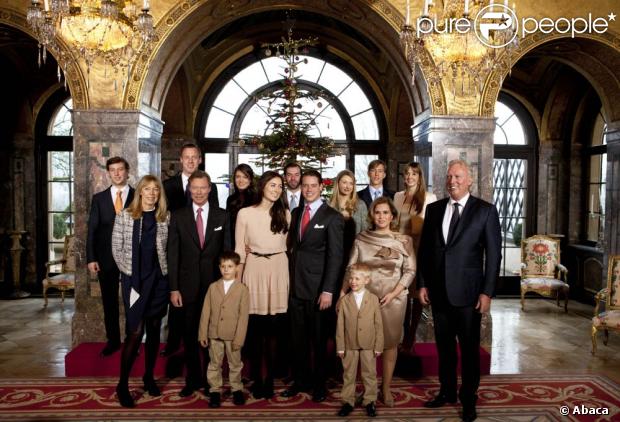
left=400, top=0, right=518, bottom=98
left=26, top=0, right=155, bottom=88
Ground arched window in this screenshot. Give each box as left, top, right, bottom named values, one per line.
left=199, top=54, right=385, bottom=205
left=41, top=96, right=74, bottom=273
left=493, top=95, right=536, bottom=282
left=587, top=112, right=607, bottom=244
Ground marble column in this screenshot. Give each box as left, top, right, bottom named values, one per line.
left=537, top=139, right=566, bottom=236
left=605, top=121, right=620, bottom=258
left=71, top=109, right=163, bottom=347
left=412, top=115, right=496, bottom=202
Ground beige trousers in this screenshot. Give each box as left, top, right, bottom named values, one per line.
left=206, top=339, right=243, bottom=392
left=341, top=349, right=377, bottom=406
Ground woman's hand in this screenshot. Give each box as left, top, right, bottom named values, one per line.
left=380, top=291, right=396, bottom=307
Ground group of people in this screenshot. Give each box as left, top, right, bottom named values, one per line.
left=86, top=143, right=501, bottom=422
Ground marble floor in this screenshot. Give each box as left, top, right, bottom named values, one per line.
left=0, top=297, right=619, bottom=382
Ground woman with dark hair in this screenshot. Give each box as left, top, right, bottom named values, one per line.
left=235, top=170, right=290, bottom=399
left=226, top=163, right=258, bottom=250
left=394, top=162, right=437, bottom=251
left=341, top=197, right=416, bottom=407
left=111, top=175, right=170, bottom=408
left=394, top=162, right=436, bottom=353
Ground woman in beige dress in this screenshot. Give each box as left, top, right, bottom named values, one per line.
left=235, top=170, right=290, bottom=399
left=393, top=162, right=437, bottom=252
left=342, top=197, right=416, bottom=406
left=393, top=162, right=436, bottom=351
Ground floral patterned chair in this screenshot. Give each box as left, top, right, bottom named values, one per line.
left=520, top=235, right=569, bottom=312
left=42, top=235, right=76, bottom=306
left=591, top=255, right=620, bottom=354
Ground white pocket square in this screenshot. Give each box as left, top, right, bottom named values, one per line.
left=214, top=226, right=223, bottom=231
left=314, top=224, right=325, bottom=229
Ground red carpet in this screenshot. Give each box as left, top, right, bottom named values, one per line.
left=65, top=342, right=491, bottom=377
left=1, top=375, right=619, bottom=420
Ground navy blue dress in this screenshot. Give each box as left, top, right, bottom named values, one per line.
left=121, top=211, right=169, bottom=332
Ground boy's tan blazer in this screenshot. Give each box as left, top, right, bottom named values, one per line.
left=336, top=290, right=384, bottom=352
left=198, top=279, right=249, bottom=349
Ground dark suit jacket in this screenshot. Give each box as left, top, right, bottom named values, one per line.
left=288, top=201, right=344, bottom=301
left=167, top=205, right=229, bottom=304
left=86, top=186, right=134, bottom=270
left=357, top=186, right=395, bottom=209
left=164, top=173, right=219, bottom=212
left=417, top=195, right=502, bottom=307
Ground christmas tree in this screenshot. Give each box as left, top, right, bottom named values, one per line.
left=240, top=28, right=336, bottom=170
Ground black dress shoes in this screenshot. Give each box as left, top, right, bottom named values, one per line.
left=142, top=376, right=161, bottom=397
left=337, top=403, right=353, bottom=417
left=281, top=384, right=303, bottom=398
left=424, top=393, right=457, bottom=408
left=209, top=392, right=221, bottom=408
left=365, top=401, right=377, bottom=417
left=462, top=405, right=477, bottom=422
left=232, top=390, right=245, bottom=405
left=251, top=380, right=264, bottom=399
left=179, top=385, right=197, bottom=397
left=100, top=342, right=120, bottom=357
left=262, top=379, right=274, bottom=399
left=116, top=384, right=135, bottom=408
left=311, top=388, right=327, bottom=403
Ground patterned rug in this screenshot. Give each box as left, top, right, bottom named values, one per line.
left=0, top=374, right=619, bottom=421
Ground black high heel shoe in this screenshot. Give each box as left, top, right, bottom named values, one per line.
left=116, top=383, right=135, bottom=408
left=143, top=376, right=161, bottom=397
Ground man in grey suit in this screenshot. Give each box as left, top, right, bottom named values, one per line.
left=418, top=160, right=501, bottom=422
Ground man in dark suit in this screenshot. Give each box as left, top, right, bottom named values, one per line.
left=282, top=170, right=344, bottom=402
left=164, top=143, right=219, bottom=211
left=167, top=170, right=228, bottom=397
left=162, top=143, right=218, bottom=356
left=357, top=159, right=395, bottom=208
left=87, top=156, right=134, bottom=357
left=418, top=159, right=501, bottom=422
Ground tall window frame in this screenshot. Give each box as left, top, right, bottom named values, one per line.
left=35, top=91, right=73, bottom=284
left=493, top=93, right=538, bottom=293
left=585, top=111, right=607, bottom=245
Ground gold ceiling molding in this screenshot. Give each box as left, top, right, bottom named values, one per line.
left=480, top=31, right=620, bottom=118
left=122, top=0, right=412, bottom=111
left=0, top=6, right=88, bottom=109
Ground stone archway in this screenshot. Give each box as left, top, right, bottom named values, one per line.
left=123, top=0, right=424, bottom=119
left=0, top=8, right=89, bottom=109
left=481, top=32, right=620, bottom=119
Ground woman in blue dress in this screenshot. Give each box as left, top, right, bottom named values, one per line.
left=112, top=175, right=169, bottom=408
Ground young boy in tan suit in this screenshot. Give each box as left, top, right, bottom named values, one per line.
left=336, top=263, right=384, bottom=417
left=198, top=251, right=249, bottom=408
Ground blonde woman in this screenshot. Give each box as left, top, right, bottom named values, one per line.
left=112, top=175, right=169, bottom=408
left=329, top=169, right=368, bottom=260
left=394, top=162, right=437, bottom=252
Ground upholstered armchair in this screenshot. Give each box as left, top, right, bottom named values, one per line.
left=520, top=235, right=569, bottom=312
left=591, top=255, right=620, bottom=355
left=42, top=235, right=76, bottom=306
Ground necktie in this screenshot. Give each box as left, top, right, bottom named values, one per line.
left=300, top=204, right=311, bottom=239
left=114, top=191, right=123, bottom=215
left=289, top=194, right=298, bottom=210
left=196, top=207, right=205, bottom=248
left=447, top=202, right=460, bottom=243
left=373, top=190, right=381, bottom=200
left=185, top=184, right=192, bottom=206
